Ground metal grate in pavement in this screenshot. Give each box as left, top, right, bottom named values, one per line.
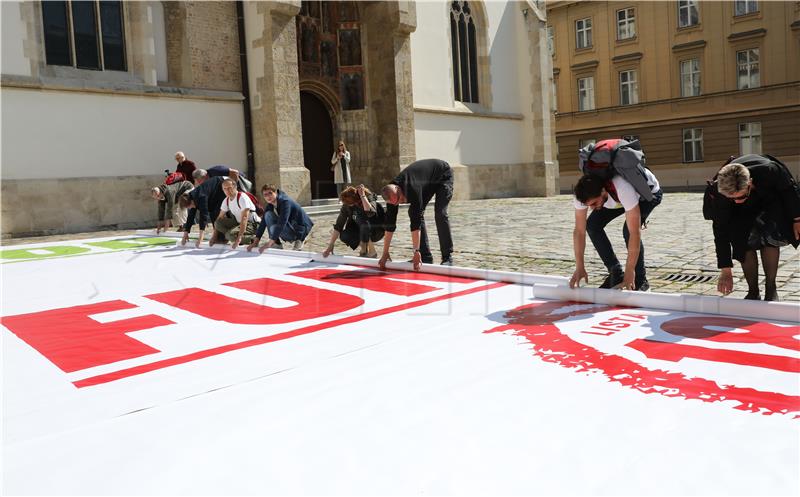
left=661, top=273, right=715, bottom=283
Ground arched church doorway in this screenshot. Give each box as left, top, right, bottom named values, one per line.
left=300, top=91, right=335, bottom=199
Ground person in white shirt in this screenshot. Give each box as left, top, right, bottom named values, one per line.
left=569, top=170, right=662, bottom=291
left=212, top=179, right=261, bottom=249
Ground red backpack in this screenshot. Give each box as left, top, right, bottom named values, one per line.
left=226, top=191, right=265, bottom=217
left=164, top=171, right=185, bottom=185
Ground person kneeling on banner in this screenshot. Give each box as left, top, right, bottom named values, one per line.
left=247, top=184, right=314, bottom=253
left=704, top=154, right=800, bottom=301
left=569, top=139, right=663, bottom=292
left=151, top=177, right=193, bottom=233
left=179, top=175, right=228, bottom=248
left=322, top=184, right=385, bottom=258
left=212, top=179, right=261, bottom=249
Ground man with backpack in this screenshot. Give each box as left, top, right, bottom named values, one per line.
left=150, top=179, right=193, bottom=233
left=569, top=139, right=663, bottom=292
left=212, top=178, right=261, bottom=249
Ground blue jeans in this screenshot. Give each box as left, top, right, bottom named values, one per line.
left=586, top=190, right=663, bottom=282
left=262, top=211, right=307, bottom=243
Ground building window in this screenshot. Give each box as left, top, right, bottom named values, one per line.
left=737, top=49, right=760, bottom=89
left=622, top=134, right=640, bottom=143
left=547, top=25, right=555, bottom=56
left=734, top=0, right=758, bottom=16
left=450, top=0, right=480, bottom=103
left=41, top=1, right=126, bottom=71
left=683, top=128, right=703, bottom=162
left=680, top=58, right=701, bottom=97
left=578, top=76, right=595, bottom=111
left=619, top=70, right=639, bottom=105
left=739, top=122, right=762, bottom=155
left=575, top=18, right=592, bottom=49
left=616, top=8, right=636, bottom=40
left=678, top=0, right=700, bottom=28
left=580, top=138, right=596, bottom=149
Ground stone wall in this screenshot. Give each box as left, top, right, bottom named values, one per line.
left=452, top=162, right=550, bottom=200
left=2, top=176, right=164, bottom=237
left=164, top=1, right=241, bottom=91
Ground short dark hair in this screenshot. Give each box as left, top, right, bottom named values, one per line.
left=261, top=184, right=277, bottom=193
left=574, top=175, right=605, bottom=203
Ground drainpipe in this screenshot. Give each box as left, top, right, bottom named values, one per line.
left=236, top=0, right=256, bottom=191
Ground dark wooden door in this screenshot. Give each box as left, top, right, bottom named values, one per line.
left=300, top=91, right=335, bottom=199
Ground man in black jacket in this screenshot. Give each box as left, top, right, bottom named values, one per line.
left=179, top=175, right=227, bottom=248
left=380, top=159, right=454, bottom=270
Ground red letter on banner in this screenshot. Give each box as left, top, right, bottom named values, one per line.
left=627, top=317, right=800, bottom=373
left=145, top=278, right=364, bottom=324
left=0, top=301, right=172, bottom=373
left=289, top=268, right=477, bottom=296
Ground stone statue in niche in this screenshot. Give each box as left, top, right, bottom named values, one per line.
left=338, top=29, right=361, bottom=67
left=339, top=2, right=356, bottom=21
left=321, top=41, right=337, bottom=78
left=341, top=73, right=363, bottom=110
left=308, top=1, right=320, bottom=18
left=301, top=23, right=314, bottom=62
left=322, top=2, right=333, bottom=33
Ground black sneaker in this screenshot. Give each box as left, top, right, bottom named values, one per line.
left=635, top=279, right=650, bottom=292
left=599, top=269, right=624, bottom=289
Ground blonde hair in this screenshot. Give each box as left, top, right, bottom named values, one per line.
left=717, top=163, right=750, bottom=196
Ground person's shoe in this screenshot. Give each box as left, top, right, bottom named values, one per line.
left=635, top=279, right=650, bottom=292
left=441, top=258, right=454, bottom=266
left=744, top=290, right=760, bottom=300
left=292, top=238, right=306, bottom=251
left=764, top=288, right=780, bottom=302
left=599, top=268, right=624, bottom=289
left=272, top=242, right=284, bottom=250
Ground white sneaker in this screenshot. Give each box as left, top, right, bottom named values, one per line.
left=292, top=238, right=306, bottom=251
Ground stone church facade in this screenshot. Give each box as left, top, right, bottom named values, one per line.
left=1, top=0, right=556, bottom=236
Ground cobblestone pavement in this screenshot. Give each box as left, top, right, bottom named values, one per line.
left=4, top=193, right=799, bottom=302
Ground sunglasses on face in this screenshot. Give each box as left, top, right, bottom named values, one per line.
left=729, top=184, right=751, bottom=201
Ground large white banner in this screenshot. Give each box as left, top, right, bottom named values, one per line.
left=2, top=237, right=798, bottom=495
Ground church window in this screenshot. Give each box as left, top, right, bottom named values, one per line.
left=42, top=1, right=126, bottom=71
left=450, top=1, right=479, bottom=103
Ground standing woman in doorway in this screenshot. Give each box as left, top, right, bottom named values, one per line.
left=330, top=140, right=352, bottom=197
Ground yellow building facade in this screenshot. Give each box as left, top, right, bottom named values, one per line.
left=547, top=0, right=800, bottom=192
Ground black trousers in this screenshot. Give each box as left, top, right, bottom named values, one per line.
left=586, top=190, right=662, bottom=282
left=339, top=213, right=384, bottom=250
left=418, top=166, right=454, bottom=263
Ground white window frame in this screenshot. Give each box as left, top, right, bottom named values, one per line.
left=547, top=25, right=555, bottom=56
left=678, top=0, right=700, bottom=28
left=737, top=48, right=760, bottom=89
left=739, top=122, right=762, bottom=155
left=680, top=58, right=701, bottom=97
left=577, top=76, right=595, bottom=111
left=616, top=8, right=636, bottom=40
left=619, top=70, right=639, bottom=105
left=734, top=0, right=758, bottom=16
left=575, top=18, right=592, bottom=49
left=683, top=128, right=704, bottom=163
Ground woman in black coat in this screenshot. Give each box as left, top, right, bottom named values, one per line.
left=708, top=154, right=800, bottom=301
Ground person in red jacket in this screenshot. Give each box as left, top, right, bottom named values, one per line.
left=174, top=151, right=196, bottom=185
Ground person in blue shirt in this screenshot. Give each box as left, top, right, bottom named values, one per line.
left=246, top=184, right=314, bottom=253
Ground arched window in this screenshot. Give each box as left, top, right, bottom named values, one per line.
left=450, top=1, right=479, bottom=103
